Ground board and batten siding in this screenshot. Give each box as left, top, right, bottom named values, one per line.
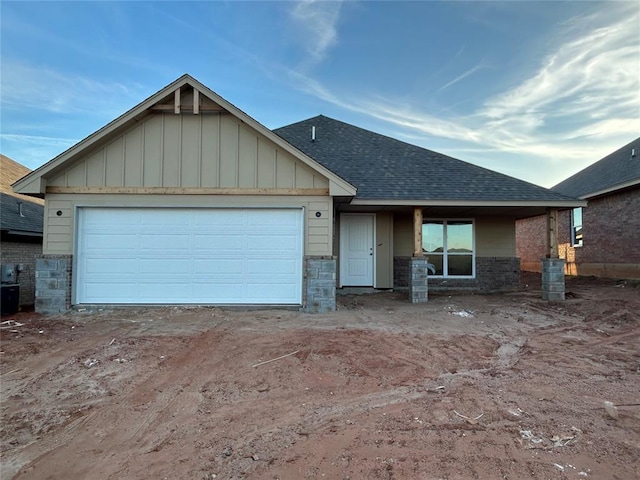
left=393, top=214, right=516, bottom=257
left=48, top=113, right=329, bottom=190
left=43, top=194, right=332, bottom=256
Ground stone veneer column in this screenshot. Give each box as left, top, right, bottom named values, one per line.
left=35, top=255, right=72, bottom=314
left=304, top=256, right=336, bottom=313
left=409, top=256, right=429, bottom=303
left=541, top=258, right=565, bottom=301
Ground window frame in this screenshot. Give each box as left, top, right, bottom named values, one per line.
left=422, top=219, right=475, bottom=278
left=570, top=207, right=583, bottom=247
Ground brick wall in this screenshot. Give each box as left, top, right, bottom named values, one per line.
left=0, top=238, right=42, bottom=307
left=394, top=256, right=520, bottom=292
left=577, top=188, right=640, bottom=264
left=517, top=187, right=640, bottom=278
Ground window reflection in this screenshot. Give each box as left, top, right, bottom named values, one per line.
left=422, top=220, right=474, bottom=277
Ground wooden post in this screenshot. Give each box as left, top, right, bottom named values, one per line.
left=193, top=89, right=200, bottom=115
left=174, top=89, right=181, bottom=114
left=413, top=207, right=423, bottom=256
left=546, top=208, right=559, bottom=258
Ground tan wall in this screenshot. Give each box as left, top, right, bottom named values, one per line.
left=475, top=217, right=515, bottom=257
left=393, top=214, right=515, bottom=257
left=375, top=212, right=394, bottom=288
left=43, top=194, right=332, bottom=256
left=48, top=113, right=329, bottom=190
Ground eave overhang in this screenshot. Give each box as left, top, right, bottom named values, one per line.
left=578, top=178, right=640, bottom=200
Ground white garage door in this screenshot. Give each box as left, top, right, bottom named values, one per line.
left=76, top=207, right=303, bottom=304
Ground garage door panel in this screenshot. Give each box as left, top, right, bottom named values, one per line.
left=137, top=283, right=193, bottom=300
left=194, top=259, right=244, bottom=274
left=76, top=207, right=303, bottom=304
left=141, top=211, right=190, bottom=226
left=83, top=282, right=139, bottom=302
left=84, top=233, right=139, bottom=250
left=248, top=209, right=299, bottom=224
left=84, top=258, right=136, bottom=274
left=140, top=234, right=191, bottom=250
left=138, top=259, right=191, bottom=274
left=248, top=258, right=298, bottom=274
left=192, top=235, right=245, bottom=251
left=246, top=234, right=299, bottom=252
left=248, top=283, right=298, bottom=301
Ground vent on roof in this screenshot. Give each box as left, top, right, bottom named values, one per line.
left=311, top=126, right=316, bottom=142
left=17, top=201, right=24, bottom=217
left=632, top=148, right=636, bottom=158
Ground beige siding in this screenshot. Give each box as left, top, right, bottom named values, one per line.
left=475, top=217, right=515, bottom=257
left=48, top=113, right=329, bottom=190
left=43, top=198, right=74, bottom=254
left=307, top=201, right=331, bottom=254
left=393, top=213, right=414, bottom=255
left=375, top=212, right=394, bottom=288
left=393, top=214, right=516, bottom=257
left=42, top=194, right=333, bottom=256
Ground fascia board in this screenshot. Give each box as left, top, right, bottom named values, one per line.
left=349, top=199, right=588, bottom=207
left=580, top=178, right=640, bottom=199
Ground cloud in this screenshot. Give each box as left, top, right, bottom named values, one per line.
left=291, top=3, right=639, bottom=182
left=1, top=61, right=146, bottom=116
left=0, top=134, right=79, bottom=170
left=480, top=14, right=639, bottom=131
left=289, top=0, right=342, bottom=66
left=438, top=63, right=484, bottom=92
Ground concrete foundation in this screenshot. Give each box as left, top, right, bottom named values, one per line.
left=409, top=257, right=429, bottom=303
left=304, top=256, right=336, bottom=313
left=542, top=257, right=565, bottom=301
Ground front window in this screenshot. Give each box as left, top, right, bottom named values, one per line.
left=422, top=220, right=474, bottom=277
left=571, top=207, right=583, bottom=247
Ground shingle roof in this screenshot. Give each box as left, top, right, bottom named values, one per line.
left=0, top=193, right=44, bottom=236
left=275, top=115, right=576, bottom=203
left=1, top=155, right=44, bottom=236
left=552, top=137, right=640, bottom=198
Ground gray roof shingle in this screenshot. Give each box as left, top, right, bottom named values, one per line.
left=552, top=137, right=640, bottom=198
left=0, top=193, right=44, bottom=236
left=275, top=115, right=576, bottom=203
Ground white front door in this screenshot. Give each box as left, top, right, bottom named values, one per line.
left=340, top=214, right=374, bottom=287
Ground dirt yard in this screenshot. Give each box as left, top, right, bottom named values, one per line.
left=1, top=274, right=638, bottom=480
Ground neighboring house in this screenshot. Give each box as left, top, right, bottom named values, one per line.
left=12, top=75, right=582, bottom=314
left=517, top=138, right=640, bottom=279
left=1, top=155, right=44, bottom=307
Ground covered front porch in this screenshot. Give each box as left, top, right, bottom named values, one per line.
left=332, top=201, right=568, bottom=303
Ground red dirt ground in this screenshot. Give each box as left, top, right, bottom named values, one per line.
left=1, top=273, right=639, bottom=480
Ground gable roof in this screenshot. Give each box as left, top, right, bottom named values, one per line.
left=0, top=155, right=44, bottom=237
left=1, top=155, right=44, bottom=205
left=275, top=115, right=582, bottom=207
left=12, top=75, right=355, bottom=197
left=552, top=137, right=640, bottom=199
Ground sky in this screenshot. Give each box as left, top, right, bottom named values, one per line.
left=1, top=1, right=639, bottom=189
